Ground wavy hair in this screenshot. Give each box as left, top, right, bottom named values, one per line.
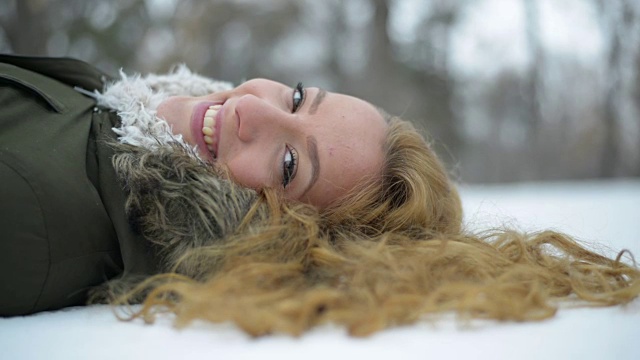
left=110, top=117, right=640, bottom=337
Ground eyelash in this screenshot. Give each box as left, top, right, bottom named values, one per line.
left=292, top=82, right=305, bottom=113
left=282, top=144, right=298, bottom=188
left=281, top=82, right=304, bottom=188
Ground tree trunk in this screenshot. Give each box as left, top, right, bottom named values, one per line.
left=4, top=0, right=49, bottom=55
left=523, top=0, right=544, bottom=178
left=600, top=0, right=622, bottom=178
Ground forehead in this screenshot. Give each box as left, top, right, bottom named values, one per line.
left=303, top=91, right=387, bottom=207
left=316, top=91, right=384, bottom=138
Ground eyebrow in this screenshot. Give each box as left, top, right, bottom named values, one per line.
left=300, top=135, right=320, bottom=199
left=308, top=88, right=327, bottom=115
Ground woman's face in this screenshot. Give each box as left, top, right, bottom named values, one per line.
left=156, top=79, right=387, bottom=208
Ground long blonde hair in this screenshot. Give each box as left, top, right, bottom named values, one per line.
left=116, top=117, right=640, bottom=337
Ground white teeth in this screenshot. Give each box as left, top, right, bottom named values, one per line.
left=202, top=104, right=222, bottom=156
left=204, top=106, right=221, bottom=119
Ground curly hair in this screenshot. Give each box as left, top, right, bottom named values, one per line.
left=107, top=117, right=640, bottom=337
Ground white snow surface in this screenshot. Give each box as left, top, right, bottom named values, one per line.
left=1, top=180, right=639, bottom=360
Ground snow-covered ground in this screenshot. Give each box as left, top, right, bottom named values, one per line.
left=1, top=180, right=639, bottom=360
left=461, top=179, right=640, bottom=256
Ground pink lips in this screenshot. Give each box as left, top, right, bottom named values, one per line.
left=190, top=101, right=219, bottom=161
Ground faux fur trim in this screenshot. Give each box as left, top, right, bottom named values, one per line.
left=95, top=65, right=233, bottom=155
left=111, top=141, right=267, bottom=275
left=88, top=67, right=257, bottom=299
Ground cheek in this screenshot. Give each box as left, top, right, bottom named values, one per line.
left=224, top=156, right=269, bottom=190
left=238, top=79, right=279, bottom=94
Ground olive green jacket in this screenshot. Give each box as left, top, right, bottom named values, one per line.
left=0, top=54, right=159, bottom=316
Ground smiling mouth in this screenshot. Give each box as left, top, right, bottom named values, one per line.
left=202, top=104, right=221, bottom=158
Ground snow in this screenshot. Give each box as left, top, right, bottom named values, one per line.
left=1, top=180, right=639, bottom=360
left=461, top=179, right=640, bottom=256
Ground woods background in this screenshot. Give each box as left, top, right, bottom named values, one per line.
left=1, top=0, right=639, bottom=184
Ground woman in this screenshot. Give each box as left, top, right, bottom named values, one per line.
left=94, top=57, right=640, bottom=336
left=0, top=53, right=387, bottom=314
left=1, top=54, right=638, bottom=336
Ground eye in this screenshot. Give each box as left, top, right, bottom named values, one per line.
left=292, top=82, right=305, bottom=113
left=282, top=144, right=298, bottom=188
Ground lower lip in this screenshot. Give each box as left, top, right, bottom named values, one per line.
left=190, top=101, right=219, bottom=161
left=214, top=102, right=224, bottom=152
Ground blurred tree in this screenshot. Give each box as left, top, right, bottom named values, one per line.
left=1, top=0, right=638, bottom=183
left=598, top=0, right=624, bottom=177
left=351, top=0, right=461, bottom=160
left=595, top=0, right=640, bottom=177
left=523, top=0, right=544, bottom=163
left=3, top=0, right=48, bottom=55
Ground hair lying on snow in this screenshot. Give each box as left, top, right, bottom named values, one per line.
left=95, top=122, right=640, bottom=337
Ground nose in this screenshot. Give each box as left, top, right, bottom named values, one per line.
left=235, top=94, right=295, bottom=143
